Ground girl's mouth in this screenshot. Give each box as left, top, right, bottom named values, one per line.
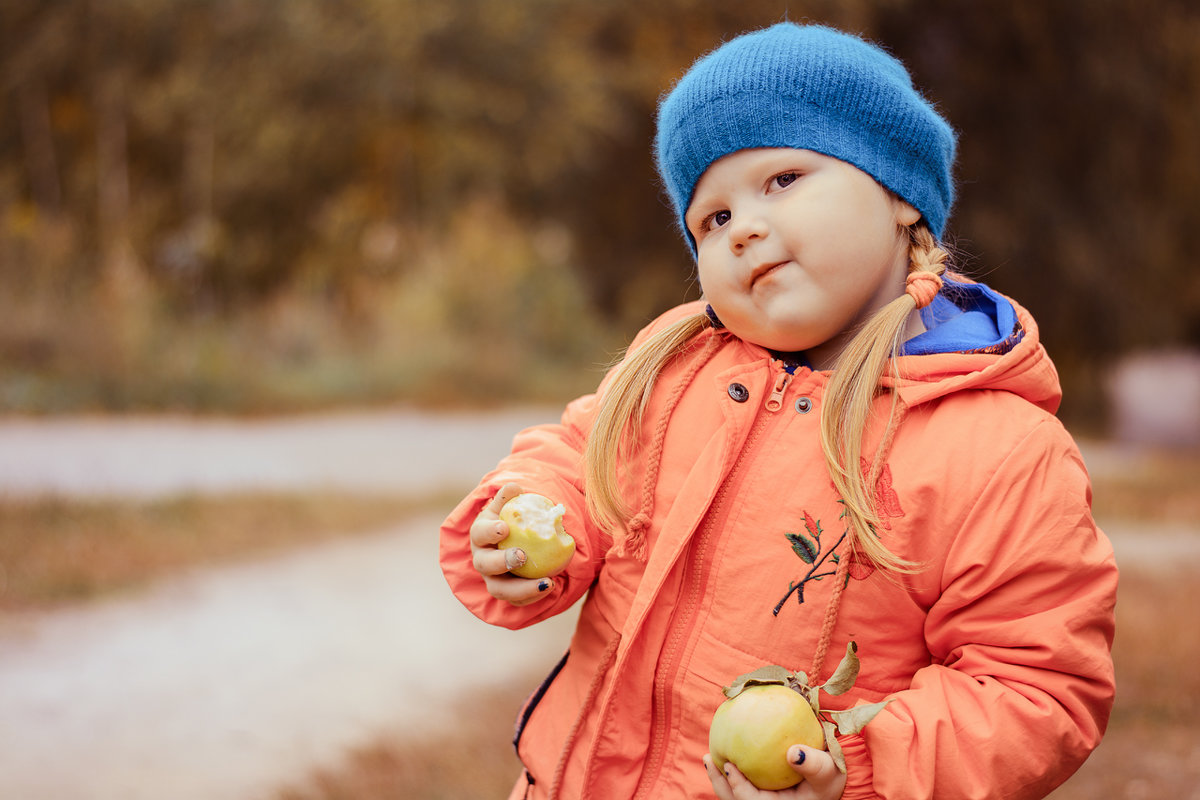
left=750, top=261, right=788, bottom=287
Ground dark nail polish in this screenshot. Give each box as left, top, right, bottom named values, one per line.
left=793, top=749, right=806, bottom=766
left=538, top=579, right=551, bottom=592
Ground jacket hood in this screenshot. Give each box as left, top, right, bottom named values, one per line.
left=887, top=280, right=1063, bottom=414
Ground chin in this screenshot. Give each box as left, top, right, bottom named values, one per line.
left=754, top=327, right=822, bottom=353
left=750, top=336, right=818, bottom=354
left=722, top=315, right=825, bottom=354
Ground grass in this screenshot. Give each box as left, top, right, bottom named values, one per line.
left=275, top=680, right=531, bottom=800
left=0, top=490, right=458, bottom=611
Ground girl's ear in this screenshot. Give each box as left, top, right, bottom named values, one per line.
left=895, top=199, right=922, bottom=228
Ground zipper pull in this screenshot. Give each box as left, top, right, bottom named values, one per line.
left=765, top=371, right=792, bottom=412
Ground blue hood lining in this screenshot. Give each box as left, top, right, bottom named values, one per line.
left=901, top=280, right=1021, bottom=357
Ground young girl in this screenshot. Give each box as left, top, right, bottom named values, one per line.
left=440, top=23, right=1116, bottom=800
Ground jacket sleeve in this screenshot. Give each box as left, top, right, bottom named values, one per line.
left=439, top=302, right=709, bottom=630
left=842, top=419, right=1118, bottom=799
left=439, top=390, right=609, bottom=630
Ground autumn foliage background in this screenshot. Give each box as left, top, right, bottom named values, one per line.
left=2, top=3, right=1199, bottom=799
left=1, top=0, right=1198, bottom=425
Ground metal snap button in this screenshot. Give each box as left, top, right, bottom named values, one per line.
left=794, top=396, right=813, bottom=414
left=727, top=383, right=750, bottom=403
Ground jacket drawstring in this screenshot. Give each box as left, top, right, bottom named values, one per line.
left=620, top=329, right=723, bottom=561
left=544, top=330, right=721, bottom=796
left=809, top=546, right=852, bottom=682
left=547, top=635, right=621, bottom=800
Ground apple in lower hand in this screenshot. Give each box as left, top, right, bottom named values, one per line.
left=709, top=683, right=825, bottom=790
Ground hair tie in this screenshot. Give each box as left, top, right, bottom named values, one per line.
left=704, top=303, right=725, bottom=329
left=905, top=271, right=943, bottom=309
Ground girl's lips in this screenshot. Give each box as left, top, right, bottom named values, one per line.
left=750, top=261, right=788, bottom=287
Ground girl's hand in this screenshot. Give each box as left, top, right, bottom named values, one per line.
left=704, top=745, right=846, bottom=800
left=468, top=483, right=557, bottom=606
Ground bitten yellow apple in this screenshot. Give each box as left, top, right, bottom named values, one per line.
left=709, top=684, right=825, bottom=790
left=497, top=493, right=574, bottom=579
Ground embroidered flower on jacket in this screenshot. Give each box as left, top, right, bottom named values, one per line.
left=861, top=459, right=904, bottom=530
left=773, top=464, right=904, bottom=616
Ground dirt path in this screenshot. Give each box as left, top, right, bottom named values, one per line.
left=0, top=513, right=578, bottom=800
left=0, top=413, right=1193, bottom=799
left=0, top=407, right=562, bottom=498
left=0, top=409, right=575, bottom=800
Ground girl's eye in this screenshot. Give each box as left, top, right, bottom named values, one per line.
left=773, top=172, right=799, bottom=189
left=698, top=209, right=731, bottom=234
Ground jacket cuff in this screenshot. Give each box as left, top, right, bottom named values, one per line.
left=840, top=733, right=876, bottom=799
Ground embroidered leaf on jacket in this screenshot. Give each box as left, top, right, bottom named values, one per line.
left=786, top=532, right=818, bottom=564
left=774, top=468, right=904, bottom=616
left=775, top=512, right=844, bottom=615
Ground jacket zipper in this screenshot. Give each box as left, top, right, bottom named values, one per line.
left=634, top=362, right=794, bottom=797
left=765, top=368, right=794, bottom=412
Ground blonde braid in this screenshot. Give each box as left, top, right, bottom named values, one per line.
left=819, top=224, right=947, bottom=574
left=908, top=226, right=948, bottom=294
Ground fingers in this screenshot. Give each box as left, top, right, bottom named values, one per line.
left=718, top=762, right=767, bottom=799
left=484, top=481, right=524, bottom=519
left=469, top=482, right=524, bottom=548
left=711, top=759, right=785, bottom=800
left=786, top=745, right=847, bottom=799
left=469, top=483, right=555, bottom=606
left=703, top=755, right=736, bottom=800
left=470, top=482, right=525, bottom=577
left=472, top=538, right=525, bottom=577
left=707, top=750, right=846, bottom=800
left=483, top=573, right=556, bottom=607
left=704, top=748, right=847, bottom=800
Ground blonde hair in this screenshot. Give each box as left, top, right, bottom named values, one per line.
left=585, top=310, right=711, bottom=535
left=585, top=225, right=949, bottom=572
left=820, top=225, right=947, bottom=572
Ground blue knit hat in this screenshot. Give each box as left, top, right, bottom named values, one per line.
left=655, top=24, right=957, bottom=250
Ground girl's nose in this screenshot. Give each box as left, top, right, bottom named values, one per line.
left=728, top=212, right=768, bottom=252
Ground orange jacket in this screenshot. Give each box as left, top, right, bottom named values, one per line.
left=440, top=295, right=1117, bottom=799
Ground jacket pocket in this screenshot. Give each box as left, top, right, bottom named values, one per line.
left=511, top=595, right=624, bottom=794
left=513, top=649, right=570, bottom=755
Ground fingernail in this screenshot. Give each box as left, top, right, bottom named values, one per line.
left=792, top=749, right=806, bottom=766
left=505, top=548, right=527, bottom=570
left=538, top=579, right=552, bottom=592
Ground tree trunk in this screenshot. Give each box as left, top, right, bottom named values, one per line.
left=17, top=77, right=62, bottom=217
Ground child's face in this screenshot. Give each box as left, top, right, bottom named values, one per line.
left=686, top=148, right=921, bottom=365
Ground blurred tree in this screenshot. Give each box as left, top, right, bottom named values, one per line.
left=0, top=0, right=1196, bottom=415
left=876, top=0, right=1200, bottom=364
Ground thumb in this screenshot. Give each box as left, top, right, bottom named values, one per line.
left=786, top=744, right=843, bottom=785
